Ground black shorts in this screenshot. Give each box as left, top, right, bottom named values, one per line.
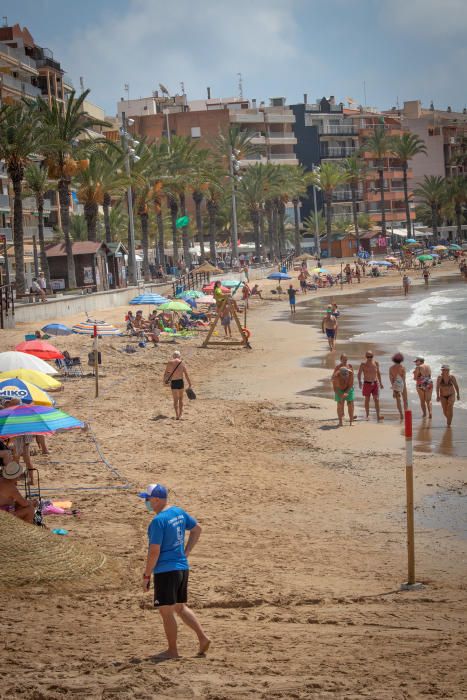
left=171, top=379, right=184, bottom=390
left=153, top=570, right=189, bottom=607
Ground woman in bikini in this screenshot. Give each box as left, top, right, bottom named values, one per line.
left=163, top=351, right=192, bottom=420
left=413, top=356, right=433, bottom=419
left=389, top=352, right=408, bottom=420
left=436, top=365, right=460, bottom=427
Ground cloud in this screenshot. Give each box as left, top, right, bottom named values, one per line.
left=60, top=0, right=305, bottom=113
left=381, top=0, right=467, bottom=38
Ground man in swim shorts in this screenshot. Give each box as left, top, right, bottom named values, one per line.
left=332, top=366, right=355, bottom=426
left=321, top=309, right=338, bottom=351
left=140, top=483, right=210, bottom=659
left=358, top=350, right=384, bottom=421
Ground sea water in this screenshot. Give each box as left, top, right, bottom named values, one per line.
left=297, top=276, right=467, bottom=458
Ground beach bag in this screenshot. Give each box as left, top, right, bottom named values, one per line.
left=186, top=387, right=197, bottom=400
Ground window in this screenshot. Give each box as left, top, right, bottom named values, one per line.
left=191, top=126, right=201, bottom=138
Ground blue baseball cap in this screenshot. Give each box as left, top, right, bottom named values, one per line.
left=138, top=483, right=168, bottom=499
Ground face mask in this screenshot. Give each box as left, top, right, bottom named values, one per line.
left=145, top=501, right=153, bottom=513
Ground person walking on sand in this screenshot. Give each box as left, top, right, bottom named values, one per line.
left=413, top=356, right=433, bottom=419
left=402, top=274, right=411, bottom=297
left=436, top=364, right=460, bottom=427
left=163, top=351, right=192, bottom=420
left=287, top=284, right=298, bottom=314
left=389, top=352, right=408, bottom=420
left=332, top=366, right=355, bottom=426
left=140, top=483, right=210, bottom=659
left=321, top=309, right=338, bottom=351
left=358, top=350, right=384, bottom=421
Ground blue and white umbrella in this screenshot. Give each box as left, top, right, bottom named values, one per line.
left=41, top=323, right=73, bottom=336
left=130, top=294, right=169, bottom=305
left=372, top=260, right=392, bottom=267
left=267, top=272, right=292, bottom=281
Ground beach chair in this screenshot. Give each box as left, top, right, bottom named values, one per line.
left=22, top=467, right=44, bottom=527
left=55, top=352, right=83, bottom=379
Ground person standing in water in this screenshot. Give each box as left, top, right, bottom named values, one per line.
left=402, top=274, right=411, bottom=296
left=423, top=267, right=430, bottom=286
left=436, top=365, right=460, bottom=427
left=358, top=350, right=384, bottom=421
left=321, top=309, right=338, bottom=351
left=389, top=352, right=408, bottom=420
left=413, top=356, right=433, bottom=419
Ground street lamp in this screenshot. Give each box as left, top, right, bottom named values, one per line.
left=312, top=164, right=320, bottom=257
left=230, top=147, right=240, bottom=265
left=121, top=111, right=138, bottom=286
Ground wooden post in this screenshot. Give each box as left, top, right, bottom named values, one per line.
left=405, top=409, right=415, bottom=585
left=93, top=324, right=99, bottom=398
left=340, top=262, right=343, bottom=288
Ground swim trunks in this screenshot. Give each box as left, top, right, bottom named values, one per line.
left=362, top=381, right=379, bottom=398
left=325, top=328, right=335, bottom=338
left=171, top=379, right=184, bottom=390
left=153, top=570, right=189, bottom=607
left=334, top=387, right=354, bottom=402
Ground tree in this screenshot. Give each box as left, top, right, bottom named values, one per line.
left=0, top=103, right=42, bottom=294
left=190, top=151, right=214, bottom=262
left=34, top=89, right=109, bottom=288
left=414, top=176, right=446, bottom=243
left=365, top=125, right=392, bottom=236
left=238, top=164, right=270, bottom=258
left=390, top=133, right=426, bottom=237
left=310, top=162, right=348, bottom=256
left=445, top=176, right=467, bottom=241
left=24, top=163, right=52, bottom=291
left=342, top=155, right=366, bottom=248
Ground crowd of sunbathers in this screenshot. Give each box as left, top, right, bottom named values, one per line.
left=125, top=308, right=213, bottom=344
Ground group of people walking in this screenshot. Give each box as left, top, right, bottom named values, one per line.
left=331, top=351, right=460, bottom=427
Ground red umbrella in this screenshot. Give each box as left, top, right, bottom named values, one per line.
left=15, top=340, right=64, bottom=360
left=202, top=282, right=230, bottom=294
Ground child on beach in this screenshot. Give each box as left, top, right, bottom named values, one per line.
left=389, top=352, right=408, bottom=420
left=287, top=285, right=297, bottom=314
left=221, top=309, right=232, bottom=338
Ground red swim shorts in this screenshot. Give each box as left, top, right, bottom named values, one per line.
left=362, top=381, right=379, bottom=398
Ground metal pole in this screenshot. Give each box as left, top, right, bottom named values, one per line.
left=312, top=165, right=320, bottom=257
left=121, top=111, right=137, bottom=286
left=229, top=145, right=239, bottom=265
left=93, top=324, right=99, bottom=398
left=32, top=235, right=39, bottom=278
left=1, top=235, right=10, bottom=287
left=404, top=409, right=415, bottom=585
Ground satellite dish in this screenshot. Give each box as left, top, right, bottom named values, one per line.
left=159, top=83, right=169, bottom=96
left=345, top=96, right=356, bottom=105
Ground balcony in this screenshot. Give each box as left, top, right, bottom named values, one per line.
left=360, top=126, right=402, bottom=137
left=0, top=193, right=10, bottom=210
left=0, top=73, right=42, bottom=98
left=368, top=211, right=411, bottom=223
left=264, top=112, right=295, bottom=124
left=0, top=43, right=38, bottom=75
left=0, top=226, right=54, bottom=241
left=36, top=56, right=62, bottom=72
left=22, top=197, right=52, bottom=212
left=249, top=132, right=266, bottom=145
left=321, top=146, right=358, bottom=158
left=332, top=189, right=363, bottom=202
left=367, top=189, right=406, bottom=202
left=318, top=124, right=358, bottom=136
left=230, top=111, right=264, bottom=124
left=268, top=133, right=297, bottom=145
left=269, top=153, right=298, bottom=165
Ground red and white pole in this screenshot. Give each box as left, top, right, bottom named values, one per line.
left=404, top=409, right=415, bottom=585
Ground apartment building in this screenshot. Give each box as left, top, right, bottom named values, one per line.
left=385, top=100, right=467, bottom=189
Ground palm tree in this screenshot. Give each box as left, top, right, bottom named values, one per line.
left=414, top=176, right=446, bottom=243
left=238, top=164, right=270, bottom=258
left=215, top=125, right=263, bottom=260
left=190, top=151, right=213, bottom=262
left=205, top=180, right=223, bottom=263
left=365, top=125, right=392, bottom=236
left=34, top=89, right=109, bottom=288
left=0, top=103, right=42, bottom=294
left=273, top=164, right=310, bottom=255
left=445, top=176, right=467, bottom=242
left=342, top=156, right=366, bottom=248
left=390, top=133, right=426, bottom=237
left=310, top=162, right=348, bottom=256
left=24, top=163, right=52, bottom=291
left=108, top=202, right=128, bottom=241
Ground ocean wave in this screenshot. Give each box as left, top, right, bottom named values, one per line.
left=374, top=299, right=410, bottom=309
left=439, top=321, right=465, bottom=331
left=403, top=293, right=457, bottom=328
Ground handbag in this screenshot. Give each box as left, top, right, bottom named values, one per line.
left=186, top=387, right=197, bottom=400
left=164, top=361, right=181, bottom=385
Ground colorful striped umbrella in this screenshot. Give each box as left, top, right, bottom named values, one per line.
left=15, top=340, right=64, bottom=360
left=0, top=369, right=62, bottom=391
left=0, top=405, right=84, bottom=437
left=72, top=320, right=122, bottom=336
left=129, top=294, right=169, bottom=305
left=0, top=378, right=54, bottom=406
left=41, top=323, right=73, bottom=336
left=0, top=351, right=58, bottom=375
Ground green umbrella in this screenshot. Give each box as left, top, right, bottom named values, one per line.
left=175, top=215, right=190, bottom=229
left=417, top=254, right=433, bottom=262
left=158, top=300, right=191, bottom=312
left=449, top=244, right=461, bottom=250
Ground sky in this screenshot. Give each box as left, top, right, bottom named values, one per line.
left=5, top=0, right=467, bottom=115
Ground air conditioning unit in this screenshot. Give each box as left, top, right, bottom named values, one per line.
left=449, top=137, right=456, bottom=145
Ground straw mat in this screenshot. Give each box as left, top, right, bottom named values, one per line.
left=0, top=510, right=115, bottom=588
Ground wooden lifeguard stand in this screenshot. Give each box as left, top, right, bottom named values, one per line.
left=202, top=298, right=251, bottom=348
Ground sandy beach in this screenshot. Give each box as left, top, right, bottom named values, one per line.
left=1, top=262, right=466, bottom=699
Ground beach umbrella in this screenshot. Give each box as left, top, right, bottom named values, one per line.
left=129, top=293, right=169, bottom=305
left=15, top=340, right=64, bottom=360
left=0, top=351, right=58, bottom=375
left=41, top=323, right=73, bottom=336
left=202, top=282, right=230, bottom=293
left=176, top=290, right=204, bottom=299
left=357, top=251, right=370, bottom=259
left=267, top=272, right=292, bottom=281
left=431, top=253, right=439, bottom=258
left=372, top=260, right=392, bottom=267
left=295, top=253, right=315, bottom=261
left=406, top=238, right=417, bottom=243
left=72, top=320, right=121, bottom=336
left=312, top=267, right=330, bottom=274
left=0, top=378, right=54, bottom=406
left=180, top=296, right=197, bottom=308
left=432, top=245, right=447, bottom=251
left=449, top=243, right=461, bottom=250
left=0, top=369, right=62, bottom=391
left=385, top=256, right=399, bottom=261
left=0, top=404, right=84, bottom=438
left=196, top=295, right=215, bottom=305
left=158, top=300, right=191, bottom=312
left=222, top=280, right=244, bottom=288
left=194, top=261, right=223, bottom=274
left=417, top=254, right=433, bottom=262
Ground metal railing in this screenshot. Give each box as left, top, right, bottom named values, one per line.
left=0, top=43, right=38, bottom=71
left=332, top=189, right=363, bottom=201
left=269, top=153, right=297, bottom=160
left=0, top=283, right=15, bottom=329
left=318, top=124, right=358, bottom=135
left=321, top=146, right=358, bottom=158
left=268, top=132, right=297, bottom=140
left=171, top=271, right=212, bottom=296
left=0, top=73, right=41, bottom=97
left=0, top=193, right=10, bottom=209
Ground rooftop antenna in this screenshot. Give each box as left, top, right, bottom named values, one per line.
left=237, top=72, right=243, bottom=100
left=79, top=76, right=85, bottom=93
left=363, top=80, right=367, bottom=107
left=180, top=81, right=185, bottom=95
left=124, top=83, right=130, bottom=104
left=159, top=83, right=170, bottom=96
left=396, top=95, right=400, bottom=109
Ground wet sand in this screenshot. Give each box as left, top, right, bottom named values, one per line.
left=0, top=263, right=466, bottom=699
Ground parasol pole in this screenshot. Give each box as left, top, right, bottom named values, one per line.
left=93, top=324, right=99, bottom=398
left=401, top=409, right=423, bottom=590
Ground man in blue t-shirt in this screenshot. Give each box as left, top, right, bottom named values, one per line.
left=139, top=483, right=210, bottom=659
